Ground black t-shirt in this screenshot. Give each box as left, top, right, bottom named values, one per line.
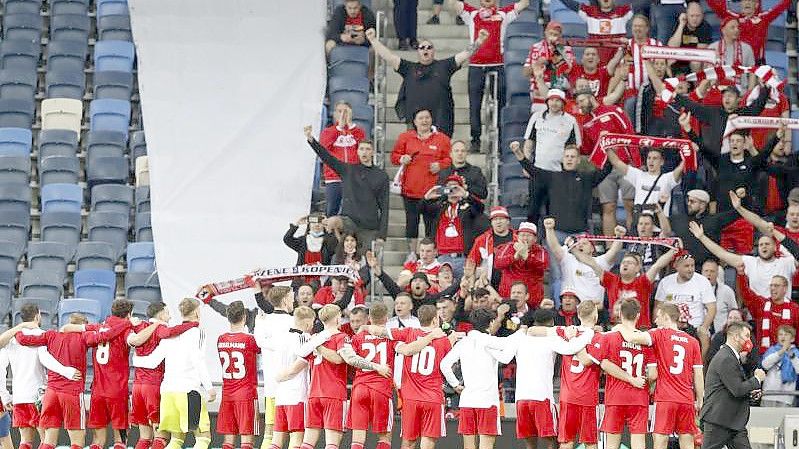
left=672, top=21, right=714, bottom=75
left=396, top=57, right=458, bottom=120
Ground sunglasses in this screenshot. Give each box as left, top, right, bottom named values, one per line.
left=418, top=45, right=434, bottom=50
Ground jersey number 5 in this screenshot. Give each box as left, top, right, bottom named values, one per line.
left=220, top=351, right=246, bottom=379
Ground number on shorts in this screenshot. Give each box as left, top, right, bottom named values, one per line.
left=220, top=350, right=246, bottom=379
left=362, top=341, right=388, bottom=365
left=620, top=350, right=644, bottom=377
left=409, top=346, right=435, bottom=375
left=95, top=342, right=110, bottom=365
left=670, top=344, right=685, bottom=375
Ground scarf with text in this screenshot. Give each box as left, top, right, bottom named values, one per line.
left=567, top=234, right=679, bottom=250
left=589, top=133, right=697, bottom=171
left=721, top=116, right=798, bottom=155
left=640, top=45, right=719, bottom=64
left=659, top=65, right=784, bottom=104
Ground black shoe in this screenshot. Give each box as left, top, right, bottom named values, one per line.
left=398, top=39, right=410, bottom=51
left=470, top=139, right=481, bottom=153
left=410, top=38, right=419, bottom=49
left=426, top=15, right=440, bottom=24
left=456, top=15, right=465, bottom=25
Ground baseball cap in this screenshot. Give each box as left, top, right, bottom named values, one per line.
left=490, top=206, right=510, bottom=220
left=444, top=173, right=465, bottom=187
left=411, top=272, right=430, bottom=286
left=547, top=88, right=566, bottom=101
left=687, top=189, right=710, bottom=204
left=518, top=222, right=538, bottom=235
left=560, top=286, right=581, bottom=300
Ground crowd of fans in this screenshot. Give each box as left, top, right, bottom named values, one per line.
left=316, top=0, right=799, bottom=405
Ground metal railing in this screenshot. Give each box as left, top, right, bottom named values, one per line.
left=374, top=10, right=388, bottom=170
left=484, top=71, right=500, bottom=208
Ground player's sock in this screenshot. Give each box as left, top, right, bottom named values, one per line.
left=36, top=444, right=54, bottom=449
left=135, top=439, right=153, bottom=449
left=325, top=444, right=338, bottom=449
left=193, top=436, right=211, bottom=449
left=114, top=441, right=127, bottom=449
left=351, top=442, right=364, bottom=449
left=19, top=442, right=32, bottom=449
left=260, top=432, right=273, bottom=449
left=152, top=438, right=167, bottom=449
left=165, top=437, right=184, bottom=449
left=222, top=444, right=234, bottom=449
left=241, top=443, right=254, bottom=449
left=72, top=444, right=83, bottom=449
left=90, top=443, right=102, bottom=449
left=299, top=443, right=314, bottom=449
left=375, top=441, right=391, bottom=449
left=267, top=444, right=280, bottom=449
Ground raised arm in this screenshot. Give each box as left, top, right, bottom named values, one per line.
left=605, top=148, right=629, bottom=175
left=572, top=248, right=604, bottom=278
left=364, top=29, right=401, bottom=71
left=688, top=222, right=743, bottom=267
left=455, top=29, right=490, bottom=67
left=603, top=225, right=628, bottom=263
left=514, top=0, right=531, bottom=12
left=616, top=326, right=653, bottom=346
left=668, top=13, right=687, bottom=47
left=304, top=127, right=347, bottom=176
left=543, top=217, right=565, bottom=262
left=646, top=247, right=677, bottom=282
left=446, top=0, right=465, bottom=14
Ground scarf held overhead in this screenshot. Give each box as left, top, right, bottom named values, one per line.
left=640, top=45, right=719, bottom=64
left=722, top=115, right=799, bottom=139
left=589, top=133, right=697, bottom=171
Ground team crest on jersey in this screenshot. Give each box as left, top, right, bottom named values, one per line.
left=599, top=20, right=611, bottom=33
left=334, top=134, right=358, bottom=147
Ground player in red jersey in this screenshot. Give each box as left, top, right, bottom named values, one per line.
left=13, top=313, right=131, bottom=449
left=598, top=299, right=654, bottom=449
left=217, top=301, right=261, bottom=449
left=128, top=302, right=199, bottom=449
left=389, top=304, right=453, bottom=449
left=616, top=303, right=704, bottom=449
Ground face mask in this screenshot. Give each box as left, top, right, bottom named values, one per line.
left=309, top=230, right=324, bottom=238
left=740, top=337, right=754, bottom=354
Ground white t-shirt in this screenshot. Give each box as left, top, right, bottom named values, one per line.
left=253, top=311, right=294, bottom=396
left=6, top=328, right=77, bottom=404
left=742, top=254, right=797, bottom=298
left=623, top=167, right=680, bottom=216
left=440, top=331, right=502, bottom=408
left=712, top=282, right=737, bottom=336
left=560, top=250, right=613, bottom=303
left=655, top=273, right=716, bottom=327
left=269, top=330, right=310, bottom=406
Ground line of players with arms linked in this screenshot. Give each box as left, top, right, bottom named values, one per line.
left=0, top=268, right=760, bottom=449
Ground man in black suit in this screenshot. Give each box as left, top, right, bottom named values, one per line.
left=700, top=322, right=767, bottom=449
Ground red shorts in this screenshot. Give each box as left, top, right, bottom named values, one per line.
left=558, top=402, right=598, bottom=444
left=400, top=400, right=445, bottom=441
left=130, top=383, right=161, bottom=426
left=347, top=385, right=394, bottom=433
left=12, top=403, right=39, bottom=428
left=274, top=403, right=306, bottom=433
left=458, top=406, right=500, bottom=436
left=516, top=399, right=557, bottom=439
left=306, top=397, right=347, bottom=431
left=652, top=402, right=697, bottom=436
left=217, top=398, right=259, bottom=435
left=88, top=394, right=129, bottom=430
left=40, top=390, right=85, bottom=430
left=600, top=404, right=648, bottom=434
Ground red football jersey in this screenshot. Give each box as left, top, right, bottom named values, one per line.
left=133, top=321, right=199, bottom=385
left=648, top=328, right=702, bottom=404
left=348, top=330, right=398, bottom=399
left=391, top=328, right=451, bottom=404
left=558, top=329, right=603, bottom=406
left=87, top=316, right=134, bottom=398
left=217, top=331, right=260, bottom=401
left=602, top=272, right=653, bottom=328
left=308, top=332, right=349, bottom=400
left=599, top=331, right=653, bottom=406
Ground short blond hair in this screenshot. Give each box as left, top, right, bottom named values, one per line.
left=179, top=297, right=200, bottom=318
left=577, top=301, right=596, bottom=321
left=69, top=313, right=87, bottom=324
left=293, top=306, right=316, bottom=322
left=318, top=304, right=342, bottom=323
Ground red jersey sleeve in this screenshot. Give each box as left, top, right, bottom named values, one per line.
left=500, top=4, right=516, bottom=12
left=158, top=321, right=200, bottom=339
left=462, top=2, right=476, bottom=12
left=15, top=329, right=52, bottom=346
left=762, top=0, right=790, bottom=22
left=436, top=137, right=452, bottom=168
left=585, top=334, right=603, bottom=363
left=85, top=323, right=100, bottom=332
left=388, top=327, right=415, bottom=343
left=705, top=0, right=733, bottom=19
left=689, top=337, right=703, bottom=370
left=737, top=273, right=765, bottom=318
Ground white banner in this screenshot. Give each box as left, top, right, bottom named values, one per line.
left=129, top=0, right=327, bottom=378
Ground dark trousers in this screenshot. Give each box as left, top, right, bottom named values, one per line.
left=701, top=422, right=752, bottom=449
left=324, top=181, right=342, bottom=216
left=403, top=197, right=437, bottom=239
left=394, top=0, right=418, bottom=41
left=468, top=65, right=506, bottom=141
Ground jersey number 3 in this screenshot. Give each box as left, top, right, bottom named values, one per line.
left=220, top=351, right=246, bottom=379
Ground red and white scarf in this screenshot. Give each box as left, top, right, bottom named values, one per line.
left=568, top=234, right=679, bottom=250
left=640, top=45, right=719, bottom=64
left=659, top=64, right=785, bottom=104
left=589, top=133, right=697, bottom=171
left=722, top=116, right=799, bottom=139
left=717, top=39, right=743, bottom=67
left=760, top=301, right=792, bottom=349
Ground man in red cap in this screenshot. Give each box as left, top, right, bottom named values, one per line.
left=467, top=206, right=516, bottom=289
left=524, top=21, right=575, bottom=112
left=423, top=173, right=486, bottom=277
left=558, top=0, right=633, bottom=63
left=494, top=222, right=549, bottom=307
left=707, top=0, right=790, bottom=65
left=708, top=18, right=756, bottom=91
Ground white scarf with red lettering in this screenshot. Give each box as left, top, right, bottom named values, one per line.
left=722, top=116, right=799, bottom=139
left=659, top=65, right=785, bottom=104
left=567, top=234, right=679, bottom=250
left=640, top=45, right=719, bottom=64
left=589, top=133, right=698, bottom=171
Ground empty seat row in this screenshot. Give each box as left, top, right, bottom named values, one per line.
left=0, top=39, right=135, bottom=73
left=0, top=97, right=131, bottom=134
left=0, top=240, right=154, bottom=275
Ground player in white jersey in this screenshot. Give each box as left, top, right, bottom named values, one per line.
left=441, top=308, right=505, bottom=449
left=487, top=309, right=594, bottom=449
left=253, top=286, right=296, bottom=449
left=0, top=303, right=79, bottom=449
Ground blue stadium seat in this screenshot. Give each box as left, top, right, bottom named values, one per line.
left=0, top=39, right=41, bottom=71
left=50, top=0, right=90, bottom=15
left=505, top=21, right=541, bottom=39
left=0, top=155, right=31, bottom=184
left=125, top=271, right=161, bottom=302
left=505, top=72, right=530, bottom=105
left=27, top=241, right=71, bottom=280
left=127, top=242, right=155, bottom=273
left=39, top=210, right=81, bottom=258
left=94, top=40, right=135, bottom=73
left=130, top=130, right=147, bottom=170
left=328, top=46, right=369, bottom=78
left=501, top=105, right=532, bottom=126
left=765, top=51, right=788, bottom=73
left=499, top=162, right=526, bottom=184
left=504, top=50, right=528, bottom=65
left=0, top=270, right=14, bottom=323
left=505, top=35, right=536, bottom=52
left=550, top=0, right=582, bottom=23
left=515, top=9, right=539, bottom=23
left=75, top=241, right=117, bottom=270
left=47, top=39, right=88, bottom=73
left=93, top=71, right=133, bottom=100
left=19, top=268, right=63, bottom=300
left=40, top=183, right=82, bottom=214
left=0, top=210, right=29, bottom=253
left=98, top=15, right=132, bottom=41
left=38, top=129, right=79, bottom=163
left=89, top=99, right=131, bottom=134
left=97, top=0, right=129, bottom=17
left=0, top=98, right=35, bottom=128
left=40, top=156, right=80, bottom=185
left=4, top=0, right=41, bottom=15
left=0, top=182, right=31, bottom=214
left=91, top=184, right=133, bottom=215
left=0, top=128, right=32, bottom=156
left=73, top=269, right=116, bottom=316
left=87, top=211, right=129, bottom=260
left=135, top=212, right=152, bottom=242
left=0, top=242, right=22, bottom=273
left=3, top=13, right=43, bottom=43
left=87, top=156, right=129, bottom=189
left=0, top=69, right=37, bottom=101
left=351, top=104, right=374, bottom=137
left=130, top=299, right=149, bottom=320
left=50, top=14, right=91, bottom=42
left=328, top=76, right=369, bottom=107
left=12, top=298, right=56, bottom=329
left=87, top=130, right=127, bottom=160
left=45, top=69, right=86, bottom=100
left=58, top=298, right=102, bottom=325
left=135, top=186, right=150, bottom=213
